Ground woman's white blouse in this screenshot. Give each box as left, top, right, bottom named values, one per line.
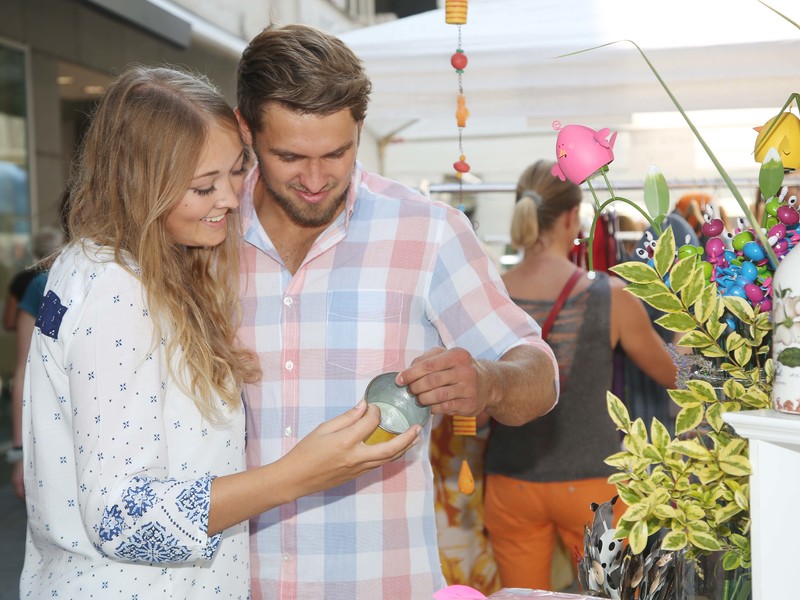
left=20, top=243, right=249, bottom=599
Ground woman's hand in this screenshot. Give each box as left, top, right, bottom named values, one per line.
left=279, top=400, right=422, bottom=498
left=208, top=400, right=422, bottom=535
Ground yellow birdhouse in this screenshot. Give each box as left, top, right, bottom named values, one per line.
left=754, top=112, right=800, bottom=171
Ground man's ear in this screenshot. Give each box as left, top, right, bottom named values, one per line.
left=235, top=108, right=253, bottom=146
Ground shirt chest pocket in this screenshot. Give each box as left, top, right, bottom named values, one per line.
left=325, top=289, right=404, bottom=375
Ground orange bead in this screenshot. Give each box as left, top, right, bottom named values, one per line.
left=458, top=458, right=475, bottom=494
left=456, top=94, right=469, bottom=127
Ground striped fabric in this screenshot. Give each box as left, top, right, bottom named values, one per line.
left=238, top=163, right=557, bottom=600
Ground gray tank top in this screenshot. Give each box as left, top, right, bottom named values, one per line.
left=485, top=271, right=618, bottom=482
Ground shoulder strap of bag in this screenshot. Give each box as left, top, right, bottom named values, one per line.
left=541, top=269, right=584, bottom=341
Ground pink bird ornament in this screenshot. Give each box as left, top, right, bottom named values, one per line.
left=551, top=122, right=618, bottom=185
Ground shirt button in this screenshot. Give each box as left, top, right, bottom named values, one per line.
left=285, top=361, right=294, bottom=371
left=284, top=426, right=292, bottom=437
left=283, top=554, right=291, bottom=561
left=283, top=296, right=293, bottom=306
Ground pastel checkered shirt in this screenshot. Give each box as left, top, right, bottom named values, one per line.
left=238, top=163, right=557, bottom=600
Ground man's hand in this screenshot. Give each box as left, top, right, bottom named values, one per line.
left=396, top=347, right=486, bottom=417
left=397, top=344, right=557, bottom=426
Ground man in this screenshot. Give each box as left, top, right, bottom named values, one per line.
left=235, top=23, right=558, bottom=599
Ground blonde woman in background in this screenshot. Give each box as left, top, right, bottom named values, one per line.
left=483, top=159, right=677, bottom=591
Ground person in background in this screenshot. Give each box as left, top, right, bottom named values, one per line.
left=20, top=65, right=419, bottom=599
left=625, top=196, right=700, bottom=433
left=2, top=226, right=64, bottom=332
left=483, top=159, right=677, bottom=592
left=7, top=226, right=66, bottom=499
left=673, top=191, right=730, bottom=247
left=234, top=23, right=559, bottom=599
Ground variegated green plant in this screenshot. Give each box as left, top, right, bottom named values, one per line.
left=604, top=226, right=773, bottom=572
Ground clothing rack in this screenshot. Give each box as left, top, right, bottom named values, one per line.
left=426, top=176, right=800, bottom=196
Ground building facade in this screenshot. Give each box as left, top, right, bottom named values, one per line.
left=0, top=0, right=431, bottom=378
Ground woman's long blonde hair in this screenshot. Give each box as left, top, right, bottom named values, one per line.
left=68, top=65, right=259, bottom=419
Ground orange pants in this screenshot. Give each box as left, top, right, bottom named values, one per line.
left=484, top=473, right=624, bottom=591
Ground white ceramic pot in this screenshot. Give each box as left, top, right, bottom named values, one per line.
left=772, top=243, right=800, bottom=414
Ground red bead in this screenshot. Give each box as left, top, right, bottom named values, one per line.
left=454, top=160, right=470, bottom=173
left=451, top=51, right=468, bottom=71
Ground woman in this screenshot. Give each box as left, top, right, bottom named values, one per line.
left=20, top=66, right=419, bottom=598
left=9, top=227, right=65, bottom=500
left=483, top=160, right=677, bottom=591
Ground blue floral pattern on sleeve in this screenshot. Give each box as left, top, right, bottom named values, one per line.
left=175, top=475, right=214, bottom=527
left=115, top=522, right=193, bottom=563
left=122, top=476, right=157, bottom=517
left=98, top=505, right=125, bottom=542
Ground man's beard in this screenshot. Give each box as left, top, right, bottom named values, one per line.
left=258, top=164, right=348, bottom=229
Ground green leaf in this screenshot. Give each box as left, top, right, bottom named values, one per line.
left=650, top=418, right=671, bottom=453
left=707, top=318, right=727, bottom=341
left=682, top=268, right=707, bottom=307
left=624, top=281, right=670, bottom=300
left=643, top=445, right=663, bottom=462
left=724, top=296, right=755, bottom=323
left=668, top=389, right=703, bottom=408
left=661, top=530, right=688, bottom=551
left=624, top=432, right=647, bottom=457
left=705, top=403, right=724, bottom=432
left=617, top=485, right=643, bottom=506
left=695, top=464, right=723, bottom=485
left=655, top=312, right=697, bottom=332
left=688, top=530, right=723, bottom=552
left=722, top=550, right=742, bottom=571
left=607, top=392, right=631, bottom=431
left=605, top=451, right=633, bottom=469
left=698, top=345, right=727, bottom=358
left=653, top=503, right=678, bottom=520
left=722, top=378, right=746, bottom=399
left=759, top=150, right=785, bottom=200
left=644, top=165, right=671, bottom=221
left=719, top=438, right=748, bottom=460
left=694, top=282, right=718, bottom=324
left=778, top=347, right=800, bottom=368
left=668, top=256, right=697, bottom=293
left=607, top=472, right=629, bottom=485
left=678, top=330, right=715, bottom=348
left=629, top=519, right=649, bottom=554
left=610, top=261, right=661, bottom=284
left=720, top=454, right=752, bottom=476
left=733, top=344, right=753, bottom=367
left=621, top=502, right=650, bottom=522
left=642, top=292, right=684, bottom=313
left=686, top=379, right=719, bottom=403
left=653, top=227, right=676, bottom=279
left=734, top=489, right=749, bottom=512
left=730, top=532, right=749, bottom=549
left=670, top=439, right=712, bottom=460
left=715, top=503, right=743, bottom=524
left=675, top=406, right=704, bottom=435
left=725, top=332, right=747, bottom=351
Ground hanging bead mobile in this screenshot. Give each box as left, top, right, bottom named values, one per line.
left=446, top=0, right=476, bottom=495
